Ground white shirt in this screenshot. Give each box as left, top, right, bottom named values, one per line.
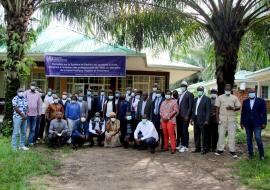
left=250, top=98, right=255, bottom=110
left=134, top=121, right=159, bottom=141
left=44, top=95, right=53, bottom=104
left=87, top=96, right=92, bottom=110
left=179, top=90, right=187, bottom=105
left=41, top=101, right=47, bottom=115
left=195, top=95, right=204, bottom=116
left=132, top=98, right=140, bottom=112
left=141, top=101, right=147, bottom=116
left=62, top=99, right=67, bottom=106
left=89, top=120, right=105, bottom=135
left=154, top=97, right=161, bottom=115
left=152, top=92, right=156, bottom=101
left=106, top=101, right=113, bottom=117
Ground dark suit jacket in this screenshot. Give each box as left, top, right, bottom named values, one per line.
left=241, top=98, right=267, bottom=128
left=136, top=99, right=152, bottom=120
left=151, top=97, right=165, bottom=117
left=177, top=91, right=194, bottom=119
left=96, top=95, right=107, bottom=112
left=103, top=99, right=116, bottom=118
left=192, top=95, right=211, bottom=125
left=84, top=95, right=95, bottom=112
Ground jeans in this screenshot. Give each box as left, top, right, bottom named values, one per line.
left=177, top=116, right=190, bottom=147
left=27, top=116, right=37, bottom=144
left=245, top=125, right=264, bottom=158
left=152, top=114, right=164, bottom=148
left=143, top=137, right=157, bottom=149
left=12, top=116, right=27, bottom=149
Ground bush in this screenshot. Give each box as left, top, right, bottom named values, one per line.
left=0, top=119, right=13, bottom=137
left=235, top=128, right=246, bottom=144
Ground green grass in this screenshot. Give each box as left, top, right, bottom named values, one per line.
left=0, top=137, right=60, bottom=190
left=233, top=147, right=270, bottom=190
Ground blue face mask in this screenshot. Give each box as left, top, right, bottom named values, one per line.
left=249, top=93, right=256, bottom=99
left=165, top=95, right=171, bottom=99
left=126, top=116, right=132, bottom=120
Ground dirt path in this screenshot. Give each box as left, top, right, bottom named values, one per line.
left=32, top=146, right=250, bottom=190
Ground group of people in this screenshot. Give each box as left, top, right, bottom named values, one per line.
left=11, top=81, right=267, bottom=160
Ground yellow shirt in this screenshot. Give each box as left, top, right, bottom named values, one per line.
left=215, top=94, right=241, bottom=121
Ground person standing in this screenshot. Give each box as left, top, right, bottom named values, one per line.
left=85, top=88, right=95, bottom=121
left=208, top=89, right=219, bottom=152
left=103, top=91, right=116, bottom=120
left=176, top=81, right=194, bottom=153
left=11, top=88, right=29, bottom=151
left=215, top=84, right=241, bottom=158
left=71, top=113, right=89, bottom=149
left=97, top=89, right=107, bottom=116
left=152, top=89, right=165, bottom=149
left=136, top=92, right=152, bottom=122
left=44, top=88, right=54, bottom=104
left=65, top=95, right=81, bottom=143
left=160, top=90, right=179, bottom=154
left=191, top=86, right=211, bottom=155
left=125, top=87, right=132, bottom=102
left=78, top=92, right=88, bottom=119
left=38, top=91, right=47, bottom=141
left=115, top=90, right=121, bottom=107
left=59, top=91, right=70, bottom=111
left=104, top=112, right=121, bottom=147
left=241, top=89, right=267, bottom=160
left=134, top=114, right=159, bottom=154
left=150, top=83, right=159, bottom=101
left=24, top=82, right=41, bottom=146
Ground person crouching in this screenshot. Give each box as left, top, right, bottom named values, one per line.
left=104, top=112, right=121, bottom=148
left=71, top=113, right=89, bottom=150
left=89, top=112, right=105, bottom=147
left=48, top=112, right=70, bottom=148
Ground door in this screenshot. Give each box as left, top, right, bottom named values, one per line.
left=87, top=84, right=104, bottom=96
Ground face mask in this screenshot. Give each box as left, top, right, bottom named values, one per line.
left=181, top=87, right=187, bottom=92
left=100, top=92, right=105, bottom=96
left=87, top=91, right=92, bottom=96
left=249, top=93, right=256, bottom=99
left=71, top=100, right=76, bottom=104
left=142, top=119, right=147, bottom=124
left=30, top=86, right=35, bottom=91
left=111, top=118, right=116, bottom=122
left=109, top=96, right=114, bottom=100
left=81, top=117, right=86, bottom=122
left=131, top=92, right=135, bottom=97
left=115, top=93, right=120, bottom=98
left=197, top=91, right=204, bottom=97
left=126, top=90, right=131, bottom=95
left=67, top=98, right=71, bottom=101
left=156, top=93, right=161, bottom=98
left=165, top=94, right=171, bottom=99
left=48, top=92, right=52, bottom=96
left=78, top=97, right=83, bottom=101
left=126, top=116, right=132, bottom=120
left=153, top=87, right=157, bottom=91
left=18, top=92, right=24, bottom=97
left=225, top=91, right=231, bottom=96
left=94, top=117, right=100, bottom=122
left=211, top=94, right=217, bottom=99
left=53, top=99, right=59, bottom=104
left=62, top=95, right=67, bottom=99
left=135, top=95, right=140, bottom=100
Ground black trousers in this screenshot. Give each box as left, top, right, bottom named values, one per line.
left=176, top=116, right=190, bottom=147
left=87, top=110, right=95, bottom=122
left=194, top=118, right=207, bottom=151
left=152, top=114, right=164, bottom=148
left=89, top=133, right=105, bottom=145
left=48, top=133, right=70, bottom=146
left=38, top=114, right=46, bottom=139
left=207, top=116, right=218, bottom=151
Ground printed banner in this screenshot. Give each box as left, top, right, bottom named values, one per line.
left=44, top=54, right=126, bottom=77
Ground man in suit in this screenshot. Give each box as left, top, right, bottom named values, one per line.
left=151, top=89, right=165, bottom=149
left=191, top=86, right=211, bottom=154
left=78, top=92, right=88, bottom=119
left=85, top=88, right=95, bottom=122
left=103, top=90, right=116, bottom=120
left=177, top=81, right=194, bottom=153
left=150, top=83, right=159, bottom=101
left=241, top=89, right=267, bottom=160
left=96, top=89, right=107, bottom=117
left=136, top=92, right=152, bottom=121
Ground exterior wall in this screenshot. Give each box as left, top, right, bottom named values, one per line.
left=266, top=100, right=270, bottom=112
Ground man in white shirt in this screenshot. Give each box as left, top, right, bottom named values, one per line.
left=134, top=114, right=159, bottom=153
left=89, top=112, right=105, bottom=146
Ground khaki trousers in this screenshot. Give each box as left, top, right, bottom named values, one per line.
left=217, top=119, right=236, bottom=152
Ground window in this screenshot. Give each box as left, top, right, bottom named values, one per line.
left=31, top=72, right=47, bottom=92
left=261, top=86, right=269, bottom=99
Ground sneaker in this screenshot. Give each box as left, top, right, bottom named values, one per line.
left=260, top=156, right=265, bottom=161
left=19, top=146, right=29, bottom=151
left=215, top=150, right=224, bottom=156
left=179, top=146, right=188, bottom=153
left=28, top=143, right=34, bottom=147
left=176, top=145, right=183, bottom=150
left=230, top=152, right=238, bottom=159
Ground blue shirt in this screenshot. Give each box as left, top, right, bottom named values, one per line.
left=65, top=103, right=80, bottom=120
left=12, top=96, right=28, bottom=119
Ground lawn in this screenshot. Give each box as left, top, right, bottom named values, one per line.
left=0, top=137, right=60, bottom=190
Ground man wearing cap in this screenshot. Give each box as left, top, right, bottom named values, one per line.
left=11, top=88, right=29, bottom=151
left=89, top=112, right=106, bottom=146
left=24, top=81, right=41, bottom=146
left=134, top=114, right=159, bottom=153
left=176, top=81, right=194, bottom=153
left=85, top=88, right=96, bottom=121
left=207, top=89, right=219, bottom=152
left=71, top=113, right=89, bottom=149
left=48, top=112, right=70, bottom=147
left=150, top=83, right=159, bottom=101
left=215, top=84, right=241, bottom=158
left=241, top=89, right=267, bottom=160
left=191, top=86, right=211, bottom=154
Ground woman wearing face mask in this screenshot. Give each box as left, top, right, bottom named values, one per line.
left=160, top=90, right=179, bottom=154
left=103, top=91, right=116, bottom=121
left=104, top=112, right=121, bottom=148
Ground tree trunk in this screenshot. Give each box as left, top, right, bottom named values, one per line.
left=214, top=35, right=243, bottom=95
left=1, top=4, right=33, bottom=136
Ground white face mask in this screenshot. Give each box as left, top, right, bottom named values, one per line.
left=71, top=100, right=76, bottom=104
left=115, top=93, right=120, bottom=98
left=53, top=99, right=59, bottom=104
left=87, top=91, right=92, bottom=96
left=126, top=90, right=131, bottom=95
left=181, top=87, right=187, bottom=92
left=126, top=116, right=132, bottom=120
left=225, top=91, right=231, bottom=96
left=100, top=92, right=105, bottom=96
left=135, top=95, right=140, bottom=100
left=94, top=117, right=100, bottom=122
left=81, top=117, right=86, bottom=122
left=153, top=87, right=157, bottom=91
left=156, top=93, right=161, bottom=98
left=62, top=95, right=67, bottom=99
left=142, top=119, right=147, bottom=124
left=109, top=96, right=114, bottom=100
left=131, top=92, right=135, bottom=97
left=211, top=94, right=217, bottom=99
left=30, top=86, right=35, bottom=91
left=78, top=97, right=83, bottom=101
left=165, top=94, right=171, bottom=99
left=18, top=92, right=24, bottom=97
left=111, top=118, right=116, bottom=122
